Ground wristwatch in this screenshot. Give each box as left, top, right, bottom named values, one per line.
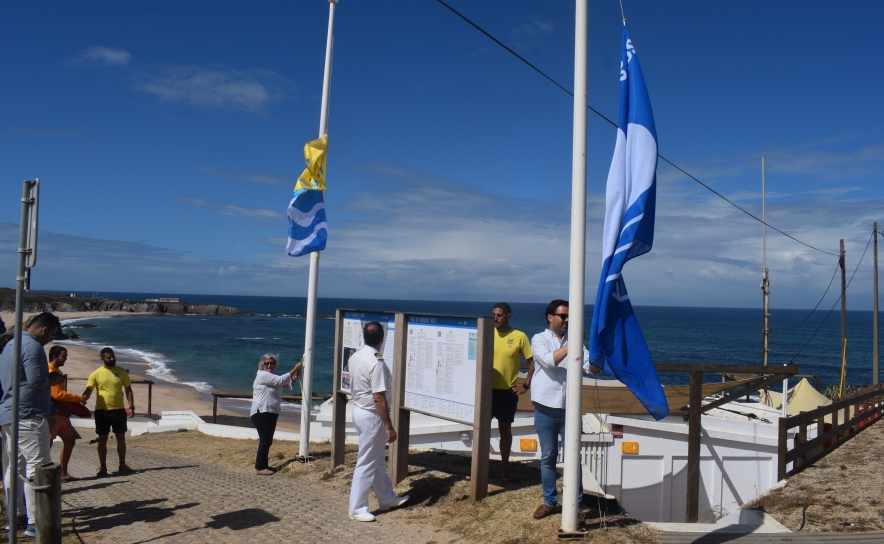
left=522, top=383, right=530, bottom=390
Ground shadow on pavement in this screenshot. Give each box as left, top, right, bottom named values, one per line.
left=62, top=480, right=126, bottom=495
left=69, top=499, right=199, bottom=533
left=124, top=464, right=200, bottom=474
left=206, top=508, right=281, bottom=530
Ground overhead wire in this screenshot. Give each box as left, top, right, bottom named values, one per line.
left=771, top=260, right=840, bottom=332
left=788, top=232, right=873, bottom=362
left=434, top=0, right=839, bottom=257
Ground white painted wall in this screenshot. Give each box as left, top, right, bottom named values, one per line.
left=601, top=412, right=792, bottom=523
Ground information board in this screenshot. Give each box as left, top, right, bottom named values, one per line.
left=404, top=315, right=478, bottom=425
left=339, top=311, right=395, bottom=393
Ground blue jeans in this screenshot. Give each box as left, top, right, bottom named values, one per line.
left=533, top=402, right=582, bottom=507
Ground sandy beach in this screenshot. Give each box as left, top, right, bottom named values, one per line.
left=1, top=310, right=302, bottom=432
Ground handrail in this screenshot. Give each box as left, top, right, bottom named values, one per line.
left=778, top=383, right=884, bottom=480
left=64, top=376, right=155, bottom=418
left=782, top=383, right=883, bottom=425
left=210, top=391, right=331, bottom=424
left=655, top=363, right=798, bottom=374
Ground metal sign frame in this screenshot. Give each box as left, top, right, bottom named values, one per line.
left=331, top=310, right=494, bottom=502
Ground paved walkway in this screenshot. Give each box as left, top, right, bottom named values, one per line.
left=56, top=435, right=464, bottom=543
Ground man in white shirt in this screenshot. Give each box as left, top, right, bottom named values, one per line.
left=530, top=300, right=600, bottom=520
left=348, top=321, right=409, bottom=522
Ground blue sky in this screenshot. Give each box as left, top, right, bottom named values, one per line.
left=1, top=0, right=882, bottom=309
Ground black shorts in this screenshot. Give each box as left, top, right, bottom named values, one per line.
left=491, top=388, right=519, bottom=424
left=94, top=409, right=128, bottom=435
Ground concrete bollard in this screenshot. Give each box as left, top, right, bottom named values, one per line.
left=34, top=462, right=61, bottom=544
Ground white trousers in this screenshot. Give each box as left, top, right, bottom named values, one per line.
left=2, top=418, right=51, bottom=523
left=349, top=406, right=397, bottom=514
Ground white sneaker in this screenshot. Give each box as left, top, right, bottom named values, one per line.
left=348, top=511, right=376, bottom=522
left=378, top=495, right=410, bottom=511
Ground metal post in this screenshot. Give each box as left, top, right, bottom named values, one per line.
left=9, top=180, right=35, bottom=543
left=761, top=157, right=770, bottom=367
left=299, top=0, right=337, bottom=460
left=686, top=370, right=702, bottom=522
left=782, top=363, right=788, bottom=418
left=874, top=222, right=879, bottom=385
left=34, top=463, right=61, bottom=544
left=562, top=0, right=588, bottom=534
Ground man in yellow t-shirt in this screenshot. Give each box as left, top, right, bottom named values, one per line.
left=491, top=302, right=534, bottom=482
left=81, top=348, right=135, bottom=476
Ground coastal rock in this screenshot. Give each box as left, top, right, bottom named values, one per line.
left=0, top=320, right=5, bottom=334
left=64, top=329, right=80, bottom=340
left=68, top=323, right=98, bottom=329
left=0, top=288, right=250, bottom=317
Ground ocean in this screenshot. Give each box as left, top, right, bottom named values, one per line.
left=55, top=292, right=881, bottom=398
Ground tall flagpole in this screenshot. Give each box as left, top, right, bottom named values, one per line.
left=562, top=0, right=588, bottom=534
left=299, top=0, right=337, bottom=460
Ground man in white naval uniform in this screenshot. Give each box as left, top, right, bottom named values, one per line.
left=348, top=321, right=409, bottom=522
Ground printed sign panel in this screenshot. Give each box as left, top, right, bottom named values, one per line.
left=340, top=311, right=396, bottom=394
left=404, top=315, right=478, bottom=425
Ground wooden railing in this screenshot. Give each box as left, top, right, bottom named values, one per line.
left=210, top=392, right=330, bottom=424
left=66, top=377, right=155, bottom=417
left=778, top=383, right=884, bottom=480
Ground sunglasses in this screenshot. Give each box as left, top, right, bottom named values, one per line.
left=553, top=313, right=569, bottom=320
left=263, top=361, right=278, bottom=366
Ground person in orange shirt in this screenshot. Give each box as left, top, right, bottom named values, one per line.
left=48, top=346, right=85, bottom=481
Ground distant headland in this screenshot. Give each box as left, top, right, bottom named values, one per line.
left=0, top=288, right=248, bottom=317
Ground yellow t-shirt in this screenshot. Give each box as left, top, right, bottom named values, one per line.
left=86, top=366, right=132, bottom=411
left=492, top=328, right=532, bottom=390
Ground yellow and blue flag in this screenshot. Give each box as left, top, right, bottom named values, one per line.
left=286, top=134, right=328, bottom=257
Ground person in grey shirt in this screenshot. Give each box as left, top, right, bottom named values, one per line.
left=0, top=312, right=65, bottom=535
left=250, top=353, right=302, bottom=475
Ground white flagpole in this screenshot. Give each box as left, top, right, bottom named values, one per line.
left=299, top=0, right=337, bottom=460
left=562, top=0, right=588, bottom=534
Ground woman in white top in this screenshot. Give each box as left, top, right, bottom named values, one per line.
left=250, top=353, right=302, bottom=475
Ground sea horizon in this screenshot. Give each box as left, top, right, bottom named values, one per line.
left=33, top=290, right=880, bottom=403
left=30, top=288, right=878, bottom=314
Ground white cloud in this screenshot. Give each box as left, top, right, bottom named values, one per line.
left=2, top=148, right=879, bottom=307
left=664, top=135, right=884, bottom=186
left=200, top=166, right=296, bottom=186
left=71, top=46, right=291, bottom=113
left=131, top=65, right=285, bottom=112
left=75, top=46, right=131, bottom=66
left=509, top=20, right=555, bottom=51
left=174, top=197, right=282, bottom=220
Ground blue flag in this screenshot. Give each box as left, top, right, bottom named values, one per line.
left=589, top=29, right=668, bottom=420
left=286, top=188, right=327, bottom=256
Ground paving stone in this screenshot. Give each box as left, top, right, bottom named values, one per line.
left=54, top=440, right=464, bottom=543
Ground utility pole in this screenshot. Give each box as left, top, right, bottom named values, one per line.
left=761, top=157, right=770, bottom=366
left=840, top=239, right=848, bottom=396
left=874, top=222, right=879, bottom=385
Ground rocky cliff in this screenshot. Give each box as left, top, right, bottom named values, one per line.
left=0, top=288, right=248, bottom=316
